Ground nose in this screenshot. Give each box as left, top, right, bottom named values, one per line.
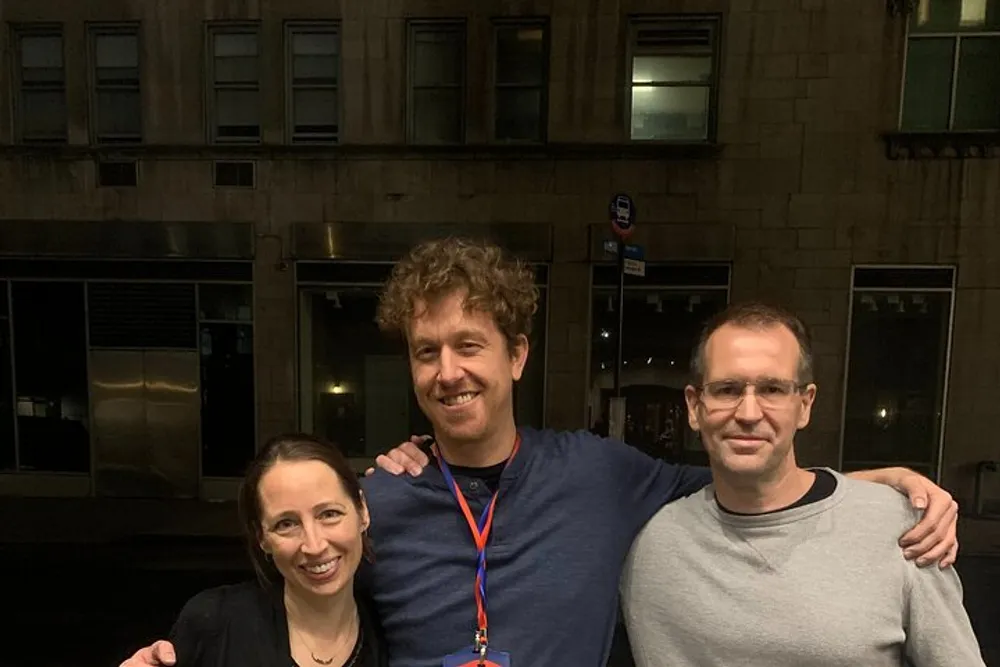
left=437, top=346, right=465, bottom=385
left=300, top=521, right=326, bottom=556
left=734, top=388, right=764, bottom=423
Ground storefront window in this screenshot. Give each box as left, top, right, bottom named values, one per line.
left=589, top=264, right=729, bottom=464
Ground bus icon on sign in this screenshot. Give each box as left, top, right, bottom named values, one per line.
left=610, top=193, right=635, bottom=239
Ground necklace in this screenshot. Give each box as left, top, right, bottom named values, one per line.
left=293, top=616, right=364, bottom=667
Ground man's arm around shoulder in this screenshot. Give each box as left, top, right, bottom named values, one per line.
left=583, top=431, right=711, bottom=530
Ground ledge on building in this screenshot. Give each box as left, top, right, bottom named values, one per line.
left=882, top=130, right=1000, bottom=160
left=0, top=141, right=724, bottom=162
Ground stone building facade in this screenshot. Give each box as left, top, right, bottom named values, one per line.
left=0, top=0, right=998, bottom=551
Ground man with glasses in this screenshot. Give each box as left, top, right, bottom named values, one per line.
left=620, top=301, right=984, bottom=666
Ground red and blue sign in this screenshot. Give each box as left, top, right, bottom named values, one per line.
left=609, top=193, right=635, bottom=239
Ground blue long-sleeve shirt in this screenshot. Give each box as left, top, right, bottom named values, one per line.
left=358, top=427, right=711, bottom=667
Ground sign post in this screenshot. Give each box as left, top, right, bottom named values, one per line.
left=608, top=194, right=636, bottom=441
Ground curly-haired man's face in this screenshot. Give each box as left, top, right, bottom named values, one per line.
left=407, top=290, right=529, bottom=451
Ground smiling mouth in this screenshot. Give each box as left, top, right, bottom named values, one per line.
left=439, top=392, right=479, bottom=407
left=303, top=557, right=340, bottom=574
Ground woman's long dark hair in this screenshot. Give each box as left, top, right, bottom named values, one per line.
left=238, top=432, right=374, bottom=587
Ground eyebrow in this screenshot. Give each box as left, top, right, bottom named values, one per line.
left=411, top=329, right=489, bottom=348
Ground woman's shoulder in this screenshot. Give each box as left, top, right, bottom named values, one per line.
left=174, top=580, right=274, bottom=632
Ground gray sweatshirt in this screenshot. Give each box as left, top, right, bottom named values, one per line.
left=620, top=469, right=985, bottom=667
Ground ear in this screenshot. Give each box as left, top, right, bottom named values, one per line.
left=359, top=491, right=371, bottom=532
left=797, top=383, right=817, bottom=430
left=510, top=334, right=530, bottom=382
left=683, top=385, right=701, bottom=432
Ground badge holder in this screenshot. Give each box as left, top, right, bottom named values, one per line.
left=442, top=629, right=511, bottom=667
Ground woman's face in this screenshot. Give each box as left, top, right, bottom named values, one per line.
left=257, top=459, right=369, bottom=600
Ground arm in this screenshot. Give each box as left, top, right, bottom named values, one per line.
left=903, top=559, right=986, bottom=666
left=846, top=467, right=959, bottom=567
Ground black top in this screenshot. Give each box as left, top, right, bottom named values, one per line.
left=717, top=468, right=838, bottom=516
left=169, top=581, right=387, bottom=667
left=447, top=461, right=506, bottom=493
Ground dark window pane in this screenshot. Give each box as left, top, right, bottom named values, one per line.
left=853, top=267, right=954, bottom=289
left=97, top=90, right=141, bottom=140
left=842, top=291, right=953, bottom=479
left=954, top=36, right=1000, bottom=130
left=495, top=88, right=543, bottom=142
left=199, top=284, right=253, bottom=322
left=20, top=35, right=63, bottom=82
left=200, top=323, right=255, bottom=477
left=496, top=26, right=545, bottom=86
left=88, top=283, right=196, bottom=349
left=12, top=281, right=89, bottom=473
left=300, top=288, right=415, bottom=458
left=216, top=90, right=260, bottom=139
left=901, top=38, right=955, bottom=131
left=293, top=88, right=338, bottom=138
left=213, top=33, right=257, bottom=83
left=412, top=28, right=463, bottom=86
left=22, top=90, right=66, bottom=141
left=0, top=288, right=14, bottom=470
left=589, top=286, right=729, bottom=465
left=909, top=0, right=1000, bottom=32
left=292, top=31, right=338, bottom=83
left=411, top=88, right=462, bottom=143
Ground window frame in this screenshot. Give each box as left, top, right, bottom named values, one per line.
left=838, top=265, right=958, bottom=483
left=87, top=22, right=143, bottom=145
left=625, top=14, right=722, bottom=144
left=284, top=20, right=341, bottom=144
left=898, top=13, right=1000, bottom=132
left=12, top=23, right=68, bottom=144
left=490, top=17, right=550, bottom=144
left=406, top=19, right=467, bottom=145
left=205, top=21, right=262, bottom=144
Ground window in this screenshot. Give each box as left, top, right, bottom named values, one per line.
left=97, top=160, right=138, bottom=187
left=297, top=263, right=548, bottom=461
left=287, top=23, right=339, bottom=142
left=840, top=267, right=956, bottom=481
left=1, top=283, right=14, bottom=471
left=628, top=17, right=719, bottom=142
left=408, top=21, right=465, bottom=144
left=91, top=26, right=142, bottom=143
left=11, top=282, right=89, bottom=473
left=209, top=26, right=260, bottom=142
left=214, top=160, right=255, bottom=188
left=589, top=264, right=729, bottom=464
left=901, top=0, right=1000, bottom=131
left=199, top=283, right=255, bottom=477
left=15, top=28, right=67, bottom=143
left=493, top=20, right=548, bottom=142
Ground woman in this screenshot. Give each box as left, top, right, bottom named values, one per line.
left=168, top=433, right=387, bottom=667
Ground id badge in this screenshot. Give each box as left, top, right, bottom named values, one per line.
left=442, top=647, right=511, bottom=667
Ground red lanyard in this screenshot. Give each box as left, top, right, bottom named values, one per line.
left=434, top=435, right=521, bottom=643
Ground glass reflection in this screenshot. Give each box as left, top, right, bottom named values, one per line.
left=589, top=286, right=728, bottom=464
left=842, top=291, right=952, bottom=480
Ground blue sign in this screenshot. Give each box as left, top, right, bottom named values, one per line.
left=603, top=241, right=644, bottom=260
left=609, top=193, right=635, bottom=239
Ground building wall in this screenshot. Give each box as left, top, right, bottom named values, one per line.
left=1, top=0, right=998, bottom=549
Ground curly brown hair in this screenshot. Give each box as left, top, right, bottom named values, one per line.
left=376, top=237, right=539, bottom=352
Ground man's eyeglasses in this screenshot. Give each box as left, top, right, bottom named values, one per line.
left=696, top=379, right=808, bottom=410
